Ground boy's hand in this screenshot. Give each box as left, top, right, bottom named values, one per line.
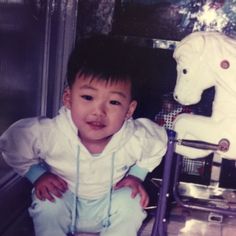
left=114, top=175, right=149, bottom=208
left=34, top=172, right=68, bottom=202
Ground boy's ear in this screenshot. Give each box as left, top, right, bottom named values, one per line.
left=126, top=100, right=137, bottom=119
left=63, top=87, right=71, bottom=109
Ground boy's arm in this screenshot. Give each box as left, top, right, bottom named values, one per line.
left=25, top=163, right=68, bottom=202
left=25, top=162, right=49, bottom=184
left=115, top=119, right=168, bottom=208
left=127, top=165, right=149, bottom=181
left=0, top=118, right=47, bottom=176
left=0, top=118, right=68, bottom=201
left=34, top=172, right=68, bottom=202
left=130, top=118, right=168, bottom=173
left=115, top=165, right=149, bottom=208
left=115, top=168, right=149, bottom=208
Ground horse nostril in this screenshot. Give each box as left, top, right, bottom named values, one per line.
left=174, top=94, right=178, bottom=100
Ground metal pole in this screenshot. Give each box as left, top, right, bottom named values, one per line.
left=151, top=130, right=176, bottom=236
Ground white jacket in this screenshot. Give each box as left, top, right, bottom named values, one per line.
left=0, top=106, right=167, bottom=199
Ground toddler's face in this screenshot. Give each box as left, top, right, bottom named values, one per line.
left=63, top=75, right=137, bottom=148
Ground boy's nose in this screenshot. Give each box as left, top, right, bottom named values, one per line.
left=93, top=102, right=107, bottom=116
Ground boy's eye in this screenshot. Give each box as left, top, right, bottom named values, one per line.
left=81, top=95, right=93, bottom=101
left=110, top=100, right=121, bottom=105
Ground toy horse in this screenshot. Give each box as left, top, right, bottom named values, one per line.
left=173, top=31, right=236, bottom=159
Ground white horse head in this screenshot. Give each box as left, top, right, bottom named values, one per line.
left=172, top=32, right=236, bottom=159
left=173, top=31, right=236, bottom=106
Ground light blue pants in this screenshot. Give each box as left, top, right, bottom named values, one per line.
left=28, top=187, right=147, bottom=236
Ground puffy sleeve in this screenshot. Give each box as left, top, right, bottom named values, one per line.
left=0, top=118, right=49, bottom=177
left=127, top=118, right=168, bottom=174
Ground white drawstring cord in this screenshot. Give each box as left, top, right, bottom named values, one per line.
left=68, top=149, right=115, bottom=235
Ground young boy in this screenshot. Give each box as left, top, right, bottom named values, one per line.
left=0, top=36, right=167, bottom=236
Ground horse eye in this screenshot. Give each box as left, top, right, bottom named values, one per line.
left=183, top=69, right=187, bottom=74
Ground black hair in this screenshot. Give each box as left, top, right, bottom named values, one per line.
left=66, top=35, right=140, bottom=100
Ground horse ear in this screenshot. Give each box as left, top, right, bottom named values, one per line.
left=185, top=32, right=206, bottom=54
left=176, top=32, right=205, bottom=53
left=174, top=32, right=206, bottom=61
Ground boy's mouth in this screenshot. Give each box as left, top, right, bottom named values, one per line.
left=87, top=121, right=106, bottom=130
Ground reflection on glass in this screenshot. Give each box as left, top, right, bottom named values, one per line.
left=0, top=1, right=45, bottom=180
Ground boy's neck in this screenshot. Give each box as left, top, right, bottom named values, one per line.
left=81, top=136, right=112, bottom=154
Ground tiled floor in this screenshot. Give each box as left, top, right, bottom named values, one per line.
left=158, top=207, right=236, bottom=236
left=140, top=206, right=236, bottom=236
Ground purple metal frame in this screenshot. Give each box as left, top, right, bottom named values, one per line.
left=151, top=130, right=176, bottom=236
left=172, top=154, right=236, bottom=216
left=151, top=131, right=236, bottom=236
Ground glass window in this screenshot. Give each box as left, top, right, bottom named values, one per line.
left=0, top=0, right=78, bottom=185
left=0, top=1, right=46, bottom=183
